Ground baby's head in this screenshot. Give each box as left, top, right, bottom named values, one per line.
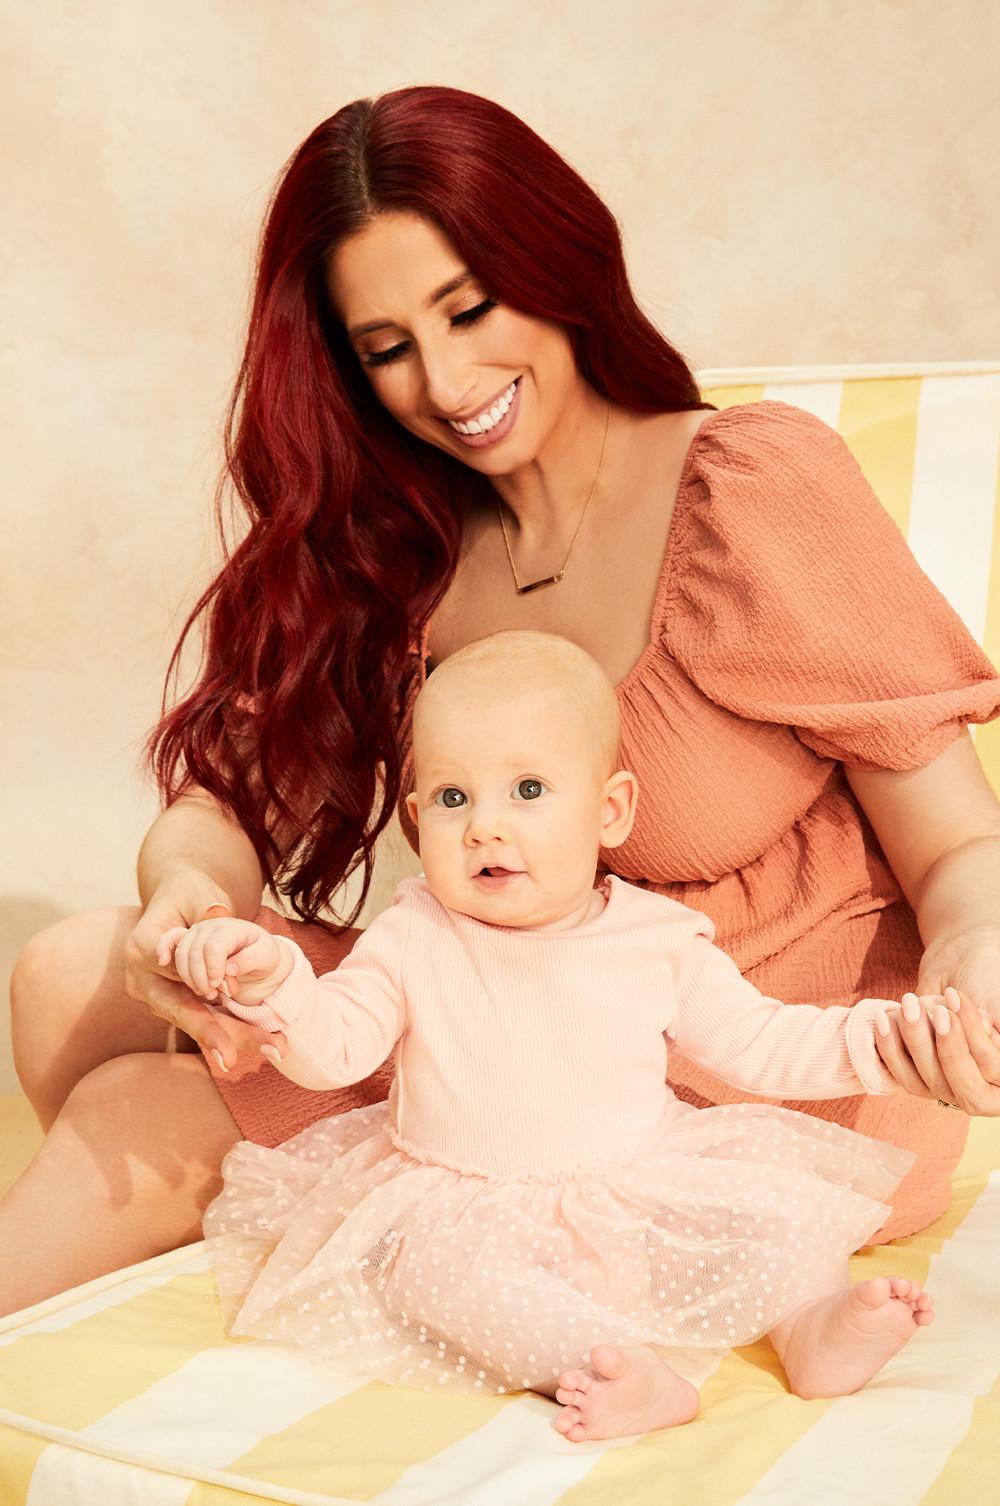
left=405, top=631, right=638, bottom=930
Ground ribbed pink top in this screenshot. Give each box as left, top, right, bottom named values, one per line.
left=223, top=875, right=896, bottom=1179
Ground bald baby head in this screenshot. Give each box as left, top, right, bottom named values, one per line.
left=412, top=630, right=621, bottom=779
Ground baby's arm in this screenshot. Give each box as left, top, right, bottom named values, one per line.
left=162, top=894, right=411, bottom=1091
left=670, top=921, right=914, bottom=1098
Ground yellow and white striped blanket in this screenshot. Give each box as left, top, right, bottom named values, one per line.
left=2, top=1117, right=999, bottom=1505
left=3, top=364, right=999, bottom=1504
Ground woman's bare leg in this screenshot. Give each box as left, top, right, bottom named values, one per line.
left=0, top=1051, right=241, bottom=1315
left=10, top=906, right=193, bottom=1131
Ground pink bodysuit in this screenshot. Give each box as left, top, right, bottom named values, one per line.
left=205, top=873, right=912, bottom=1395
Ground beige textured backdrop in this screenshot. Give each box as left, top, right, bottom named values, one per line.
left=4, top=0, right=999, bottom=1093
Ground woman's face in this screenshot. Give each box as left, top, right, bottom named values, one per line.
left=326, top=211, right=587, bottom=476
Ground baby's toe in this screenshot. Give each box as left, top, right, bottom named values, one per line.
left=555, top=1386, right=586, bottom=1407
left=557, top=1368, right=593, bottom=1393
left=888, top=1277, right=913, bottom=1300
left=553, top=1406, right=582, bottom=1436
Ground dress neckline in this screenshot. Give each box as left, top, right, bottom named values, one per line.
left=415, top=403, right=736, bottom=697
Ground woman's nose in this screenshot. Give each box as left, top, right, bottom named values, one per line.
left=420, top=343, right=477, bottom=419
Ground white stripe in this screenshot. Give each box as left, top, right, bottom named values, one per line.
left=26, top=1442, right=195, bottom=1506
left=760, top=380, right=843, bottom=427
left=371, top=1349, right=727, bottom=1506
left=733, top=1170, right=1000, bottom=1504
left=80, top=1343, right=365, bottom=1467
left=904, top=374, right=1000, bottom=643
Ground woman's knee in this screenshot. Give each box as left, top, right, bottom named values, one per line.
left=11, top=905, right=140, bottom=1018
left=10, top=905, right=160, bottom=1122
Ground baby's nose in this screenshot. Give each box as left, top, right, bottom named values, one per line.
left=465, top=807, right=510, bottom=843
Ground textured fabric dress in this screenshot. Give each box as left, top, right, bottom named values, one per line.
left=204, top=874, right=913, bottom=1394
left=204, top=400, right=1000, bottom=1242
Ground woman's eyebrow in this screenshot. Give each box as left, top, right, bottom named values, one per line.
left=348, top=271, right=475, bottom=338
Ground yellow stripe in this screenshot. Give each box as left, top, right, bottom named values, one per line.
left=699, top=383, right=766, bottom=410
left=0, top=1273, right=225, bottom=1430
left=835, top=377, right=922, bottom=536
left=205, top=1384, right=512, bottom=1501
left=0, top=1422, right=49, bottom=1506
left=554, top=1347, right=837, bottom=1506
left=916, top=1374, right=1000, bottom=1505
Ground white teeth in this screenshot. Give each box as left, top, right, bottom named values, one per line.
left=448, top=380, right=517, bottom=435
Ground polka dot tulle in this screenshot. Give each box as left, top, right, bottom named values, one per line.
left=203, top=1098, right=912, bottom=1395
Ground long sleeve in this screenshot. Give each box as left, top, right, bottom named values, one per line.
left=221, top=888, right=412, bottom=1090
left=671, top=913, right=899, bottom=1098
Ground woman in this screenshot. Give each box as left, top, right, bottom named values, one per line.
left=7, top=84, right=1000, bottom=1316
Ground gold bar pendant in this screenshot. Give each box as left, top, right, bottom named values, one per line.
left=517, top=571, right=566, bottom=595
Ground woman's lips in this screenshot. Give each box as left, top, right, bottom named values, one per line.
left=442, top=377, right=522, bottom=450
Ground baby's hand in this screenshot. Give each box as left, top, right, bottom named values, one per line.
left=874, top=988, right=1000, bottom=1103
left=158, top=918, right=293, bottom=1009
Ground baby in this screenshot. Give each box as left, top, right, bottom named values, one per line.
left=161, top=629, right=965, bottom=1441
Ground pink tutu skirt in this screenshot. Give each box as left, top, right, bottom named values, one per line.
left=203, top=1097, right=913, bottom=1395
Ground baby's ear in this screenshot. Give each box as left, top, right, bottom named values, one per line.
left=404, top=791, right=419, bottom=826
left=600, top=770, right=639, bottom=849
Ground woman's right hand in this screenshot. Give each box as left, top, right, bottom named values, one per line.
left=123, top=882, right=282, bottom=1070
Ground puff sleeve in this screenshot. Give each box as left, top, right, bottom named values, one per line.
left=666, top=401, right=1000, bottom=770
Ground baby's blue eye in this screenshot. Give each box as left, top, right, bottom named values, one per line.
left=435, top=787, right=466, bottom=808
left=515, top=779, right=544, bottom=801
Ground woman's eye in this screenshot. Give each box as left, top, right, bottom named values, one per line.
left=514, top=779, right=545, bottom=801
left=451, top=297, right=498, bottom=328
left=364, top=343, right=406, bottom=369
left=361, top=299, right=497, bottom=370
left=434, top=787, right=467, bottom=808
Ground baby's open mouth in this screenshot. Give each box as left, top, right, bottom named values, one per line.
left=476, top=866, right=520, bottom=878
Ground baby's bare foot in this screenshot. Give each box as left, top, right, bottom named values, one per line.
left=779, top=1277, right=934, bottom=1400
left=552, top=1344, right=699, bottom=1442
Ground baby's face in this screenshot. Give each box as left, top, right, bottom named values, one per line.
left=406, top=686, right=615, bottom=930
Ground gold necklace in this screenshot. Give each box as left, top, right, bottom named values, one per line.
left=496, top=402, right=611, bottom=595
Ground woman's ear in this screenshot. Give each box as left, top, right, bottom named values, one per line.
left=600, top=770, right=639, bottom=850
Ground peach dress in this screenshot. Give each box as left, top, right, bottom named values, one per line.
left=204, top=875, right=913, bottom=1393
left=205, top=401, right=1000, bottom=1242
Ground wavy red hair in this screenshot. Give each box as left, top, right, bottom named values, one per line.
left=147, top=84, right=715, bottom=927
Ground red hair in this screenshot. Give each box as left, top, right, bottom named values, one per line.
left=147, top=85, right=714, bottom=927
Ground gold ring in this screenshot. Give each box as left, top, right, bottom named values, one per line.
left=937, top=1098, right=960, bottom=1110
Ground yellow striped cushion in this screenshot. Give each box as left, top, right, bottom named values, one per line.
left=2, top=1117, right=998, bottom=1504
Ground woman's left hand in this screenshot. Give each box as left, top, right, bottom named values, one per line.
left=875, top=984, right=1000, bottom=1114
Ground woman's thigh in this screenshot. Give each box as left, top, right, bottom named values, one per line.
left=0, top=1051, right=241, bottom=1313
left=10, top=906, right=190, bottom=1128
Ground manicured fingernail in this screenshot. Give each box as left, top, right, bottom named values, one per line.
left=901, top=994, right=921, bottom=1023
left=666, top=1025, right=677, bottom=1040
left=210, top=1049, right=229, bottom=1073
left=260, top=1044, right=283, bottom=1067
left=875, top=1009, right=891, bottom=1037
left=933, top=1005, right=951, bottom=1035
left=944, top=987, right=962, bottom=1012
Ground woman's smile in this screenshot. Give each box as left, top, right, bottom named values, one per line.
left=441, top=377, right=523, bottom=448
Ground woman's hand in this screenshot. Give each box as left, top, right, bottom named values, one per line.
left=874, top=987, right=1000, bottom=1114
left=123, top=884, right=283, bottom=1071
left=918, top=925, right=1000, bottom=1027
